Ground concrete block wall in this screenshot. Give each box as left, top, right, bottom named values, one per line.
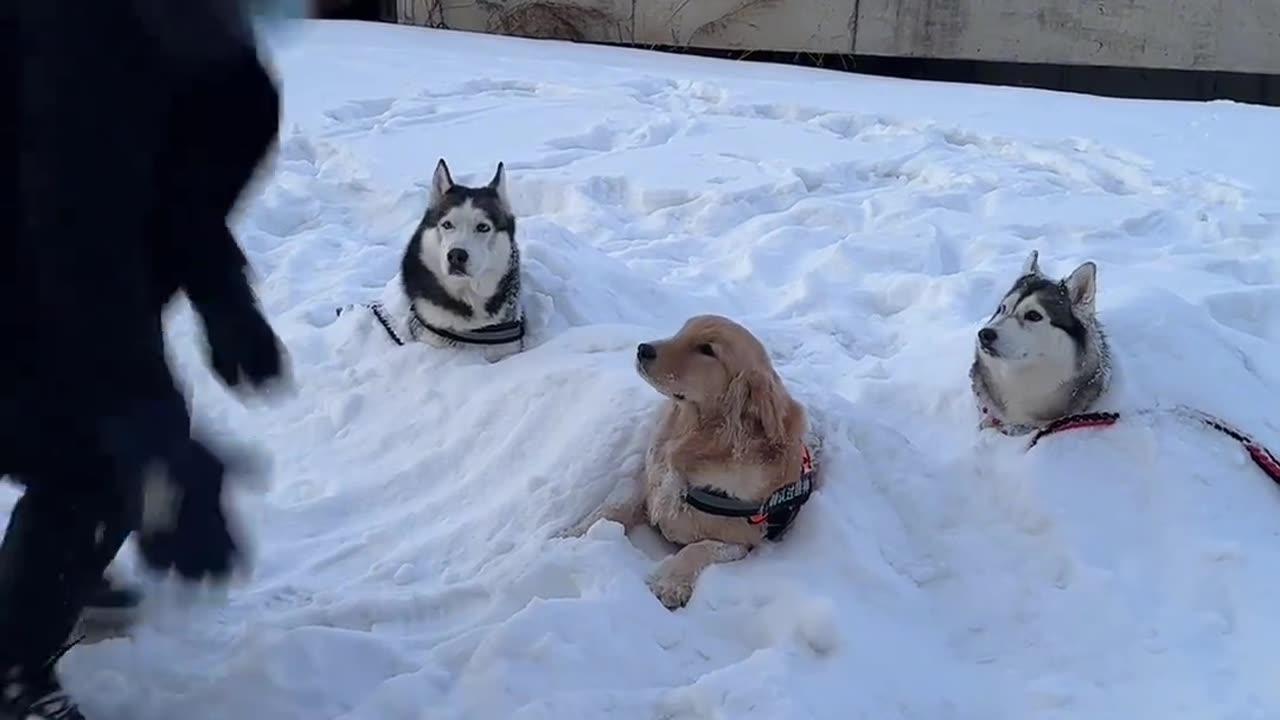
left=396, top=0, right=1280, bottom=74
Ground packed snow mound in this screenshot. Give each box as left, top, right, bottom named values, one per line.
left=4, top=19, right=1279, bottom=720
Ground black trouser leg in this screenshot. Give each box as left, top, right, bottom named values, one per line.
left=0, top=477, right=133, bottom=670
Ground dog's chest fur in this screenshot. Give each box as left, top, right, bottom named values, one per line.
left=643, top=411, right=771, bottom=548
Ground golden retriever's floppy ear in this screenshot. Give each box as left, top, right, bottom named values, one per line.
left=724, top=368, right=791, bottom=447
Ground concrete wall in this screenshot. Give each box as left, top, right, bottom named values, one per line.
left=856, top=0, right=1280, bottom=74
left=396, top=0, right=1280, bottom=74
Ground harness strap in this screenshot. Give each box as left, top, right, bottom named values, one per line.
left=335, top=302, right=525, bottom=348
left=408, top=309, right=525, bottom=346
left=684, top=445, right=816, bottom=541
left=1173, top=407, right=1280, bottom=484
left=1027, top=411, right=1120, bottom=447
left=335, top=303, right=406, bottom=346
left=683, top=490, right=762, bottom=517
left=1028, top=407, right=1280, bottom=485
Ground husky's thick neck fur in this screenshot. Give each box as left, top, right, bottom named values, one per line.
left=970, top=250, right=1112, bottom=433
left=400, top=158, right=522, bottom=356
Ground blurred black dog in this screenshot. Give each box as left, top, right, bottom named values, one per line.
left=1, top=1, right=293, bottom=717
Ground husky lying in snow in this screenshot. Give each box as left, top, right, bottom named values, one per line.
left=564, top=315, right=820, bottom=609
left=395, top=158, right=525, bottom=362
left=970, top=250, right=1112, bottom=434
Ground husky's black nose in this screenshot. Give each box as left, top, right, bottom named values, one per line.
left=446, top=248, right=469, bottom=268
left=978, top=328, right=998, bottom=346
left=637, top=343, right=657, bottom=361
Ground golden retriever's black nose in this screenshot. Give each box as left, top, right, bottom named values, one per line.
left=978, top=328, right=997, bottom=346
left=637, top=343, right=656, bottom=361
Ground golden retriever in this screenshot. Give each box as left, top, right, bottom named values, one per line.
left=565, top=314, right=815, bottom=609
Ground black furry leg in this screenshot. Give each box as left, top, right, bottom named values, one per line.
left=0, top=477, right=133, bottom=671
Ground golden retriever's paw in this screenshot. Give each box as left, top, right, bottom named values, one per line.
left=646, top=566, right=695, bottom=610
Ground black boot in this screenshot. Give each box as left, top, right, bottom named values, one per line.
left=0, top=470, right=135, bottom=720
left=0, top=673, right=86, bottom=720
left=0, top=642, right=87, bottom=720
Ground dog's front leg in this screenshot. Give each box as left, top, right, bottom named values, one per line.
left=647, top=540, right=749, bottom=609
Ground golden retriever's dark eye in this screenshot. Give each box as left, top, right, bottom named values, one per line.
left=1024, top=310, right=1043, bottom=322
left=697, top=343, right=716, bottom=357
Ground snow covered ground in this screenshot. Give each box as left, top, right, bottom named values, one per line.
left=10, top=18, right=1280, bottom=720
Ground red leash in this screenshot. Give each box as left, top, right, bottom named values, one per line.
left=1028, top=407, right=1280, bottom=485
left=1027, top=412, right=1121, bottom=446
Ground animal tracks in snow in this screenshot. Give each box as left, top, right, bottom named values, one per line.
left=294, top=74, right=1280, bottom=421
left=60, top=26, right=1280, bottom=720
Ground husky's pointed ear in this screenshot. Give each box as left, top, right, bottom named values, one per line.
left=1065, top=261, right=1097, bottom=313
left=487, top=162, right=508, bottom=204
left=1021, top=250, right=1041, bottom=277
left=430, top=159, right=454, bottom=206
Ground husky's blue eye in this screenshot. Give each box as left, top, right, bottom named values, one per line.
left=441, top=220, right=454, bottom=230
left=476, top=222, right=491, bottom=233
left=1024, top=310, right=1043, bottom=322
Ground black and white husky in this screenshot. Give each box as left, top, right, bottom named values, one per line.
left=970, top=250, right=1112, bottom=434
left=397, top=158, right=525, bottom=362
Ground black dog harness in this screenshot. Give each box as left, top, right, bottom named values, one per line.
left=406, top=307, right=525, bottom=347
left=683, top=445, right=816, bottom=541
left=335, top=302, right=525, bottom=348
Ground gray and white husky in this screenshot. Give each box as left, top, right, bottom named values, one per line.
left=399, top=158, right=525, bottom=362
left=970, top=250, right=1112, bottom=434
